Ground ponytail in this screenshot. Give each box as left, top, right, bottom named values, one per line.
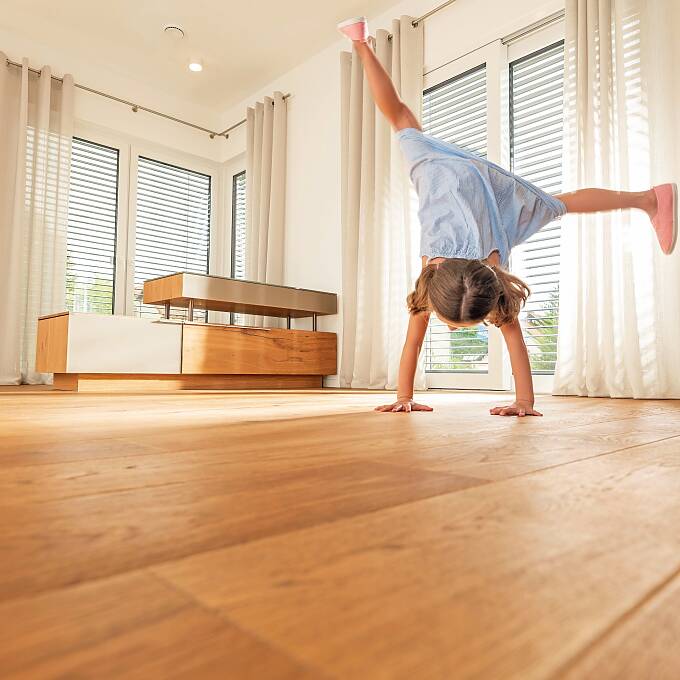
left=486, top=265, right=530, bottom=327
left=406, top=265, right=436, bottom=315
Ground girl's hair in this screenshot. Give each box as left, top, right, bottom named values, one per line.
left=406, top=258, right=530, bottom=327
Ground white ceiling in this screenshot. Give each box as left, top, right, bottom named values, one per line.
left=1, top=0, right=398, bottom=113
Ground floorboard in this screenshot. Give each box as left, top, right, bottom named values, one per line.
left=1, top=387, right=680, bottom=678
left=154, top=439, right=680, bottom=680
left=0, top=459, right=485, bottom=600
left=0, top=571, right=321, bottom=680
left=560, top=569, right=680, bottom=679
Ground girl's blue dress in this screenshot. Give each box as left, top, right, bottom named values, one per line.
left=396, top=127, right=566, bottom=267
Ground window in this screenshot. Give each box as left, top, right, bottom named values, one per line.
left=134, top=156, right=211, bottom=319
left=230, top=170, right=247, bottom=324
left=422, top=65, right=490, bottom=373
left=509, top=41, right=565, bottom=373
left=231, top=171, right=247, bottom=279
left=66, top=138, right=119, bottom=314
left=422, top=65, right=487, bottom=157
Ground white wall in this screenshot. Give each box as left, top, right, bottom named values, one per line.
left=0, top=25, right=224, bottom=162
left=217, top=0, right=565, bottom=343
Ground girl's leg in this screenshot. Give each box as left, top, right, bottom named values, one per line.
left=353, top=40, right=421, bottom=132
left=556, top=185, right=677, bottom=253
left=555, top=188, right=656, bottom=217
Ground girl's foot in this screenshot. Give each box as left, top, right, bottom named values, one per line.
left=338, top=16, right=369, bottom=42
left=650, top=183, right=678, bottom=254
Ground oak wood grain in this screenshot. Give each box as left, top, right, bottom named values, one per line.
left=0, top=459, right=485, bottom=600
left=35, top=313, right=69, bottom=373
left=141, top=273, right=184, bottom=305
left=560, top=570, right=680, bottom=679
left=154, top=439, right=680, bottom=680
left=52, top=372, right=323, bottom=392
left=0, top=571, right=319, bottom=680
left=181, top=325, right=337, bottom=375
left=1, top=389, right=680, bottom=678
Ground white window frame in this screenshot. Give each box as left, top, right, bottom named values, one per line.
left=125, top=142, right=220, bottom=316
left=423, top=42, right=509, bottom=391
left=72, top=121, right=224, bottom=318
left=71, top=123, right=131, bottom=316
left=421, top=20, right=565, bottom=395
left=506, top=19, right=565, bottom=395
left=221, top=153, right=246, bottom=280
left=219, top=155, right=247, bottom=325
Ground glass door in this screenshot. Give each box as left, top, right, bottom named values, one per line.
left=422, top=44, right=507, bottom=390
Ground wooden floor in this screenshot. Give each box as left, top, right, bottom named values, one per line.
left=2, top=387, right=680, bottom=679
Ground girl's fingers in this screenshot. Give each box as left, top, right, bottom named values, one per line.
left=375, top=400, right=433, bottom=413
left=489, top=403, right=542, bottom=417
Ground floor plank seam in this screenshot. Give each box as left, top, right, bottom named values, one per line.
left=0, top=479, right=494, bottom=606
left=147, top=568, right=336, bottom=680
left=3, top=436, right=678, bottom=605
left=559, top=410, right=680, bottom=431
left=503, top=433, right=680, bottom=482
left=548, top=560, right=680, bottom=679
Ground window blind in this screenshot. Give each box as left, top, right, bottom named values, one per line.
left=231, top=171, right=247, bottom=279
left=422, top=65, right=489, bottom=372
left=231, top=170, right=247, bottom=324
left=509, top=41, right=565, bottom=373
left=66, top=137, right=119, bottom=314
left=134, top=156, right=211, bottom=319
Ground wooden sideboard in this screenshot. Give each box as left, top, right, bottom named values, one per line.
left=37, top=275, right=338, bottom=392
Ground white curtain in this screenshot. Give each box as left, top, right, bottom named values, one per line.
left=553, top=0, right=680, bottom=398
left=340, top=17, right=424, bottom=389
left=0, top=56, right=74, bottom=384
left=245, top=92, right=287, bottom=327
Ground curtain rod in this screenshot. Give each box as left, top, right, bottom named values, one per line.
left=5, top=56, right=290, bottom=140
left=391, top=1, right=564, bottom=50
left=386, top=0, right=458, bottom=40
left=423, top=9, right=566, bottom=76
left=218, top=92, right=292, bottom=137
left=413, top=0, right=458, bottom=26
left=3, top=3, right=459, bottom=139
left=501, top=10, right=565, bottom=45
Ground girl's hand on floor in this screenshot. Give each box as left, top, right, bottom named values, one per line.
left=375, top=399, right=433, bottom=413
left=490, top=401, right=542, bottom=417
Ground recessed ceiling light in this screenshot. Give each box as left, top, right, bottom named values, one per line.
left=188, top=60, right=203, bottom=72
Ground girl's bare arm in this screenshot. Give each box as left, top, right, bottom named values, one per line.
left=397, top=311, right=430, bottom=399
left=375, top=312, right=432, bottom=412
left=354, top=41, right=421, bottom=132
left=492, top=320, right=543, bottom=417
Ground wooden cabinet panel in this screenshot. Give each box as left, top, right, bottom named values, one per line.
left=52, top=373, right=322, bottom=391
left=36, top=313, right=69, bottom=373
left=181, top=326, right=337, bottom=376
